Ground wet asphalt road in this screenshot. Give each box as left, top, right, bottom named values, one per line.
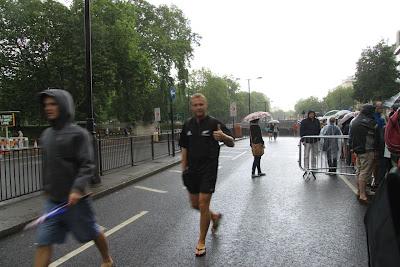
left=0, top=137, right=368, bottom=266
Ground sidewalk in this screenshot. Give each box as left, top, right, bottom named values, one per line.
left=0, top=153, right=181, bottom=239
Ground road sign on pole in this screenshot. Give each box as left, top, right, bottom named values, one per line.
left=170, top=87, right=176, bottom=102
left=0, top=113, right=15, bottom=127
left=230, top=102, right=237, bottom=117
left=154, top=108, right=161, bottom=122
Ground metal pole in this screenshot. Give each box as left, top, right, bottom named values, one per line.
left=247, top=79, right=251, bottom=114
left=151, top=135, right=155, bottom=160
left=130, top=137, right=134, bottom=166
left=84, top=0, right=100, bottom=184
left=84, top=0, right=94, bottom=134
left=170, top=98, right=175, bottom=157
left=232, top=116, right=235, bottom=139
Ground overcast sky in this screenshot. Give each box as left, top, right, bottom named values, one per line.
left=62, top=0, right=400, bottom=110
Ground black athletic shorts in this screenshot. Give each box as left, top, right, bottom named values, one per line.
left=182, top=159, right=218, bottom=194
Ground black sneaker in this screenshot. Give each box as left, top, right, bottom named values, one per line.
left=251, top=174, right=258, bottom=178
left=258, top=173, right=266, bottom=176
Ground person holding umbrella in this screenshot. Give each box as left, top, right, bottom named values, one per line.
left=250, top=119, right=266, bottom=178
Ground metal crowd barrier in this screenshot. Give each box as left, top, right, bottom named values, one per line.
left=298, top=135, right=355, bottom=181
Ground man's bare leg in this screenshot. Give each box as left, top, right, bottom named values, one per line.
left=189, top=193, right=219, bottom=222
left=358, top=179, right=368, bottom=201
left=94, top=232, right=113, bottom=266
left=34, top=246, right=52, bottom=267
left=198, top=193, right=213, bottom=247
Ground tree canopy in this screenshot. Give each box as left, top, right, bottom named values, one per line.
left=185, top=69, right=270, bottom=123
left=323, top=86, right=354, bottom=111
left=353, top=41, right=400, bottom=102
left=294, top=96, right=324, bottom=115
left=0, top=0, right=199, bottom=125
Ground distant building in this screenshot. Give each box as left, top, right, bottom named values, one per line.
left=395, top=31, right=400, bottom=67
left=339, top=76, right=355, bottom=88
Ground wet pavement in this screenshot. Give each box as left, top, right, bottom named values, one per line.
left=0, top=137, right=368, bottom=266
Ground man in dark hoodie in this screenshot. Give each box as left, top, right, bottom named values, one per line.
left=300, top=110, right=321, bottom=170
left=34, top=89, right=113, bottom=267
left=349, top=104, right=378, bottom=204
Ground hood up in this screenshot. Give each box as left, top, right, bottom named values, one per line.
left=39, top=89, right=75, bottom=128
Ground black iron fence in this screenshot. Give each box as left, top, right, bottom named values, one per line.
left=0, top=148, right=42, bottom=202
left=98, top=132, right=181, bottom=175
left=0, top=132, right=181, bottom=201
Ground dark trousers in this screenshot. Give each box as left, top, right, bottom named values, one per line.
left=252, top=156, right=262, bottom=174
left=327, top=153, right=337, bottom=172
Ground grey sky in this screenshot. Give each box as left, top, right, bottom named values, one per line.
left=62, top=0, right=400, bottom=110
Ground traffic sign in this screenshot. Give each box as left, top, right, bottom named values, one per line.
left=170, top=87, right=176, bottom=101
left=0, top=113, right=15, bottom=127
left=230, top=102, right=237, bottom=117
left=154, top=107, right=161, bottom=122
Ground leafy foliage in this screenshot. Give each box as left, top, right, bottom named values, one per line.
left=294, top=96, right=324, bottom=115
left=323, top=86, right=354, bottom=111
left=353, top=41, right=400, bottom=102
left=0, top=0, right=199, bottom=125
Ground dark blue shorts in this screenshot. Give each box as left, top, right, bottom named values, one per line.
left=36, top=198, right=100, bottom=246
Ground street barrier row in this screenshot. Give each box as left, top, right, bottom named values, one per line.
left=0, top=132, right=181, bottom=202
left=298, top=135, right=355, bottom=180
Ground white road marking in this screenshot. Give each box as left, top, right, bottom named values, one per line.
left=169, top=170, right=182, bottom=173
left=219, top=155, right=233, bottom=158
left=220, top=151, right=246, bottom=154
left=134, top=185, right=168, bottom=193
left=338, top=174, right=358, bottom=194
left=231, top=151, right=247, bottom=160
left=49, top=211, right=148, bottom=267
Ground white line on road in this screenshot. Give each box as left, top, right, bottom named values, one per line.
left=338, top=174, right=358, bottom=195
left=219, top=155, right=233, bottom=158
left=168, top=170, right=182, bottom=173
left=134, top=185, right=167, bottom=193
left=231, top=151, right=247, bottom=160
left=220, top=151, right=246, bottom=154
left=49, top=211, right=148, bottom=267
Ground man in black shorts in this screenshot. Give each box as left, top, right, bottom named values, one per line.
left=34, top=89, right=113, bottom=267
left=179, top=93, right=234, bottom=257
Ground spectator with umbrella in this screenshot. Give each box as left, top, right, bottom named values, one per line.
left=243, top=112, right=270, bottom=178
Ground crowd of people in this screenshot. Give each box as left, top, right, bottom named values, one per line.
left=26, top=85, right=399, bottom=265
left=300, top=102, right=400, bottom=205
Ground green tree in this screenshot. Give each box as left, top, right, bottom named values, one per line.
left=353, top=40, right=400, bottom=102
left=323, top=86, right=354, bottom=110
left=251, top=92, right=271, bottom=113
left=294, top=96, right=324, bottom=115
left=0, top=0, right=200, bottom=126
left=0, top=0, right=72, bottom=124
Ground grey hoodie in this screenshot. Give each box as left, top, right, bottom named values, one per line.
left=39, top=89, right=95, bottom=202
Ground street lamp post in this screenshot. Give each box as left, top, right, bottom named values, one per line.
left=236, top=77, right=263, bottom=114
left=84, top=0, right=101, bottom=184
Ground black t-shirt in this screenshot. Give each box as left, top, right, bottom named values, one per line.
left=179, top=116, right=232, bottom=162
